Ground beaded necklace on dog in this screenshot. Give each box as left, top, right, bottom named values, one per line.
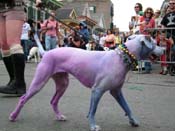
left=118, top=44, right=138, bottom=70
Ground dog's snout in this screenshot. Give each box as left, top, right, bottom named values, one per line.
left=153, top=46, right=165, bottom=56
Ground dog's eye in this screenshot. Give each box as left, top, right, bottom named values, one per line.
left=145, top=36, right=151, bottom=42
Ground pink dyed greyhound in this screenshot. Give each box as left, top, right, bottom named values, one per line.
left=9, top=34, right=164, bottom=131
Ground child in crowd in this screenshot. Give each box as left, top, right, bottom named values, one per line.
left=157, top=31, right=173, bottom=75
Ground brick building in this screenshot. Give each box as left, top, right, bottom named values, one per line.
left=61, top=0, right=114, bottom=30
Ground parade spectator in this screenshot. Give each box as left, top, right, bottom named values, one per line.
left=121, top=32, right=127, bottom=43
left=154, top=9, right=162, bottom=28
left=92, top=32, right=99, bottom=44
left=86, top=39, right=104, bottom=51
left=99, top=33, right=106, bottom=47
left=138, top=7, right=155, bottom=73
left=68, top=29, right=86, bottom=49
left=157, top=31, right=173, bottom=75
left=129, top=16, right=137, bottom=31
left=79, top=22, right=90, bottom=44
left=134, top=3, right=143, bottom=15
left=114, top=31, right=122, bottom=47
left=129, top=3, right=143, bottom=34
left=21, top=17, right=31, bottom=61
left=41, top=11, right=60, bottom=50
left=104, top=29, right=115, bottom=49
left=161, top=1, right=170, bottom=17
left=168, top=0, right=175, bottom=12
left=38, top=20, right=46, bottom=49
left=0, top=0, right=30, bottom=95
left=161, top=0, right=175, bottom=44
left=62, top=28, right=71, bottom=47
left=27, top=20, right=41, bottom=54
left=139, top=7, right=155, bottom=34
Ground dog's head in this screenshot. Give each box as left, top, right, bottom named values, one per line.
left=127, top=35, right=164, bottom=60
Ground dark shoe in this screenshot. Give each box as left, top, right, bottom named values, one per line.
left=0, top=83, right=26, bottom=96
left=0, top=56, right=15, bottom=87
left=0, top=54, right=26, bottom=96
left=143, top=70, right=151, bottom=74
left=12, top=53, right=26, bottom=95
left=159, top=71, right=163, bottom=74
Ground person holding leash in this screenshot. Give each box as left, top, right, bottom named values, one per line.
left=0, top=0, right=40, bottom=96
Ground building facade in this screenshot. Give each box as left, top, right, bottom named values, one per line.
left=62, top=0, right=114, bottom=30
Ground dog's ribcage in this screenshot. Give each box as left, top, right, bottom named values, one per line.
left=41, top=48, right=128, bottom=89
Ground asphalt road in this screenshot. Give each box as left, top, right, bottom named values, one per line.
left=0, top=62, right=175, bottom=131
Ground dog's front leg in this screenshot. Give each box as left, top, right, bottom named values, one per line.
left=110, top=89, right=139, bottom=127
left=88, top=88, right=104, bottom=131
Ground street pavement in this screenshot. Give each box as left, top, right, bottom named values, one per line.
left=0, top=61, right=175, bottom=131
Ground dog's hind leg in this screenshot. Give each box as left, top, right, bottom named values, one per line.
left=110, top=89, right=139, bottom=127
left=88, top=88, right=105, bottom=131
left=51, top=72, right=69, bottom=121
left=9, top=63, right=52, bottom=121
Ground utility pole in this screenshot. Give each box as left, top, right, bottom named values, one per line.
left=110, top=4, right=114, bottom=30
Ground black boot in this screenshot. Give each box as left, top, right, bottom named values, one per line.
left=0, top=54, right=26, bottom=96
left=0, top=56, right=15, bottom=87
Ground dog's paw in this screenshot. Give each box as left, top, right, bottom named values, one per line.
left=9, top=113, right=17, bottom=122
left=90, top=125, right=101, bottom=131
left=56, top=114, right=67, bottom=121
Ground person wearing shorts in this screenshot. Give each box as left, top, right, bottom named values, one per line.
left=0, top=0, right=26, bottom=96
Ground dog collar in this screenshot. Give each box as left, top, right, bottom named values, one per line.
left=118, top=44, right=138, bottom=70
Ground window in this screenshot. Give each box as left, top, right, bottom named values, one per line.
left=89, top=6, right=96, bottom=13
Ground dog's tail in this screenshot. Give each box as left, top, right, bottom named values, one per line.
left=34, top=33, right=46, bottom=56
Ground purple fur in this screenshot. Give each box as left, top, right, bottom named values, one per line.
left=9, top=35, right=164, bottom=131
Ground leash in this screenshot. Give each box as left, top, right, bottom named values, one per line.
left=33, top=33, right=45, bottom=56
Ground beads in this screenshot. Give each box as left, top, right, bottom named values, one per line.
left=118, top=44, right=138, bottom=70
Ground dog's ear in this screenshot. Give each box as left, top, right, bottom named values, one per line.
left=140, top=35, right=155, bottom=49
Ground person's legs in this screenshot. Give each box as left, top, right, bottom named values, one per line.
left=161, top=54, right=168, bottom=75
left=144, top=61, right=151, bottom=73
left=45, top=35, right=51, bottom=51
left=21, top=39, right=29, bottom=61
left=0, top=10, right=26, bottom=96
left=50, top=37, right=57, bottom=49
left=0, top=12, right=15, bottom=88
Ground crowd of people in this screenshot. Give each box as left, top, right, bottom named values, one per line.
left=0, top=0, right=175, bottom=96
left=128, top=0, right=175, bottom=75
left=20, top=0, right=175, bottom=76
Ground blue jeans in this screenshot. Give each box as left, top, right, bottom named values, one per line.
left=145, top=61, right=152, bottom=73
left=45, top=35, right=57, bottom=51
left=21, top=39, right=29, bottom=61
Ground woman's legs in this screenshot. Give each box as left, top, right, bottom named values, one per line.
left=0, top=12, right=15, bottom=88
left=0, top=11, right=26, bottom=96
